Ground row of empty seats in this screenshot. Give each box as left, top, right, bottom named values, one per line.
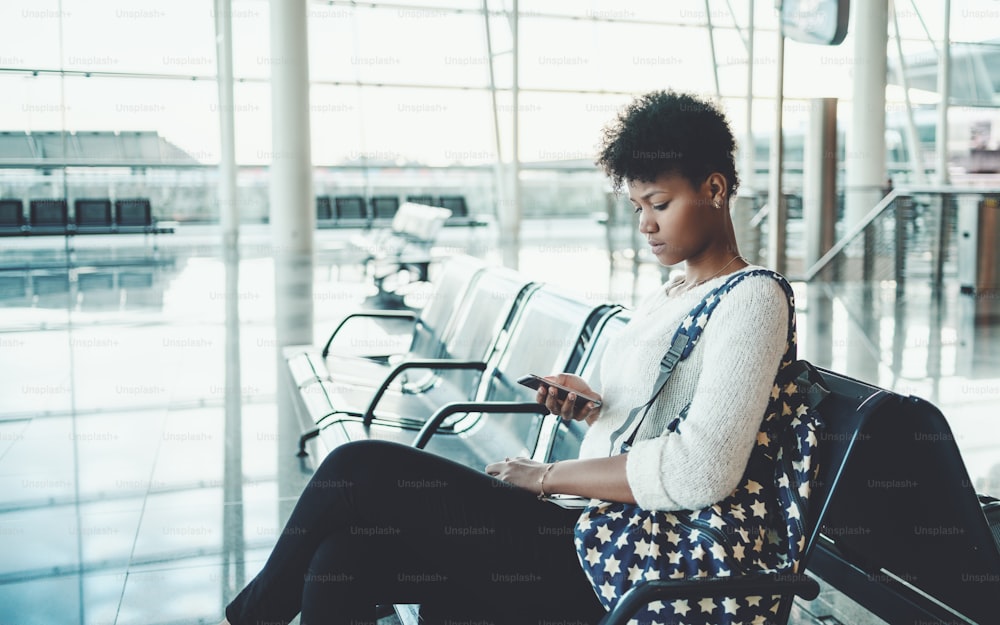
left=0, top=197, right=172, bottom=235
left=284, top=255, right=1000, bottom=625
left=317, top=194, right=481, bottom=228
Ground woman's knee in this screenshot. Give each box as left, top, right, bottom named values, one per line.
left=314, top=439, right=414, bottom=485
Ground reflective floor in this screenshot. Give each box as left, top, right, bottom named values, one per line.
left=0, top=221, right=997, bottom=625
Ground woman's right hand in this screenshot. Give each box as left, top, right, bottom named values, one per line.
left=535, top=374, right=602, bottom=425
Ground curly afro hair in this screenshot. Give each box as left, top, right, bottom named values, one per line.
left=596, top=90, right=739, bottom=197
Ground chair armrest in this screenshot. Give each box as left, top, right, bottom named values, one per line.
left=362, top=360, right=488, bottom=425
left=322, top=310, right=417, bottom=357
left=600, top=573, right=820, bottom=625
left=412, top=401, right=548, bottom=449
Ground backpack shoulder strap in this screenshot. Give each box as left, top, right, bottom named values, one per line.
left=612, top=268, right=796, bottom=452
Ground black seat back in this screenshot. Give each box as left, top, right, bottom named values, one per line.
left=438, top=195, right=468, bottom=218
left=75, top=198, right=112, bottom=227
left=450, top=287, right=613, bottom=459
left=405, top=194, right=435, bottom=206
left=335, top=196, right=368, bottom=222
left=0, top=199, right=25, bottom=228
left=30, top=199, right=68, bottom=228
left=371, top=196, right=400, bottom=220
left=115, top=198, right=152, bottom=227
left=406, top=256, right=488, bottom=360
left=544, top=310, right=629, bottom=462
left=816, top=374, right=1000, bottom=625
left=316, top=195, right=333, bottom=221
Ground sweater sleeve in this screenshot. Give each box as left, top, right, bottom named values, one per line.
left=624, top=275, right=790, bottom=511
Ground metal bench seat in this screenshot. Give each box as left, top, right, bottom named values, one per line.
left=290, top=264, right=537, bottom=456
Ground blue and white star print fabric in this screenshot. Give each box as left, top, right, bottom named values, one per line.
left=575, top=270, right=826, bottom=625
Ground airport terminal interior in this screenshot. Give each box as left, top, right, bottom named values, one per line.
left=1, top=1, right=999, bottom=624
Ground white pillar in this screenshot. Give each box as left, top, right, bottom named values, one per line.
left=803, top=98, right=838, bottom=273
left=269, top=0, right=314, bottom=517
left=766, top=26, right=786, bottom=273
left=733, top=0, right=757, bottom=263
left=269, top=0, right=314, bottom=350
left=935, top=0, right=951, bottom=185
left=214, top=0, right=245, bottom=599
left=215, top=0, right=238, bottom=240
left=506, top=0, right=522, bottom=269
left=845, top=0, right=888, bottom=229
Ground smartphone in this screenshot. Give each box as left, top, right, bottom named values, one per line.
left=516, top=374, right=602, bottom=409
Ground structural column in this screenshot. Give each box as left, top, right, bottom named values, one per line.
left=844, top=0, right=888, bottom=230
left=935, top=0, right=951, bottom=186
left=214, top=0, right=246, bottom=600
left=844, top=0, right=888, bottom=384
left=803, top=98, right=838, bottom=274
left=269, top=0, right=314, bottom=514
left=733, top=0, right=757, bottom=263
left=505, top=0, right=522, bottom=269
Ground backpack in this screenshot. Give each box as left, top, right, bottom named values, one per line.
left=575, top=269, right=829, bottom=624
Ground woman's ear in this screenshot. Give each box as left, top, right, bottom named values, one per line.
left=706, top=173, right=728, bottom=207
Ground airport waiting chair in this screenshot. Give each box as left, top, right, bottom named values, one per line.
left=315, top=284, right=618, bottom=470
left=538, top=309, right=630, bottom=464
left=438, top=195, right=468, bottom=218
left=808, top=372, right=1000, bottom=625
left=335, top=195, right=369, bottom=228
left=290, top=261, right=535, bottom=456
left=316, top=195, right=334, bottom=222
left=0, top=199, right=26, bottom=233
left=74, top=198, right=113, bottom=232
left=389, top=302, right=623, bottom=624
left=114, top=198, right=153, bottom=230
left=370, top=196, right=401, bottom=222
left=397, top=364, right=901, bottom=625
left=29, top=199, right=69, bottom=233
left=303, top=255, right=489, bottom=384
left=405, top=194, right=435, bottom=207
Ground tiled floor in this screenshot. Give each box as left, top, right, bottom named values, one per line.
left=0, top=222, right=997, bottom=625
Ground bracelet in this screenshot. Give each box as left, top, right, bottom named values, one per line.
left=537, top=463, right=555, bottom=499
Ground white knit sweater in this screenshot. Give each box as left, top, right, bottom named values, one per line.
left=578, top=266, right=790, bottom=512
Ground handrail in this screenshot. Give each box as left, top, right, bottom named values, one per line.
left=800, top=186, right=1000, bottom=282
left=799, top=188, right=902, bottom=282
left=749, top=202, right=770, bottom=228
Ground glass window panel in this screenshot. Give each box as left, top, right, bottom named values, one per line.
left=353, top=87, right=496, bottom=166
left=230, top=1, right=272, bottom=80
left=514, top=92, right=632, bottom=165
left=48, top=76, right=221, bottom=165
left=0, top=0, right=63, bottom=70
left=518, top=0, right=705, bottom=22
left=309, top=85, right=366, bottom=167
left=519, top=17, right=718, bottom=93
left=2, top=74, right=66, bottom=133
left=308, top=6, right=490, bottom=87
left=59, top=0, right=216, bottom=75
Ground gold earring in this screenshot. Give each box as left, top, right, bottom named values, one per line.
left=713, top=201, right=721, bottom=210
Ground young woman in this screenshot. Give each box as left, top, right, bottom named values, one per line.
left=221, top=90, right=789, bottom=625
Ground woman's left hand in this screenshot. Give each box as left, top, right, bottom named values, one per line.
left=485, top=457, right=550, bottom=495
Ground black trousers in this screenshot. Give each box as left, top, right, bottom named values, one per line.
left=226, top=440, right=607, bottom=625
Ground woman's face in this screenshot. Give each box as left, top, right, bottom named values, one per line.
left=627, top=172, right=723, bottom=267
